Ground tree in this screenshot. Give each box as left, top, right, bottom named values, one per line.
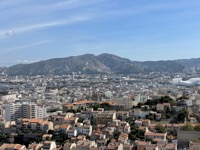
left=144, top=96, right=175, bottom=106
left=137, top=102, right=144, bottom=108
left=177, top=108, right=188, bottom=122
left=181, top=123, right=193, bottom=131
left=48, top=129, right=54, bottom=135
left=76, top=108, right=81, bottom=112
left=144, top=100, right=154, bottom=106
left=194, top=124, right=200, bottom=131
left=177, top=95, right=189, bottom=100
left=113, top=130, right=120, bottom=140
left=78, top=118, right=84, bottom=123
left=92, top=102, right=111, bottom=111
left=129, top=126, right=144, bottom=141
left=155, top=124, right=166, bottom=133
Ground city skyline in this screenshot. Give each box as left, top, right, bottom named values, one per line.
left=1, top=0, right=200, bottom=66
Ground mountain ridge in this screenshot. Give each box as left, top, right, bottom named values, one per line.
left=1, top=53, right=200, bottom=75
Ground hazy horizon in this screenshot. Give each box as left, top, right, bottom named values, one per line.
left=1, top=53, right=200, bottom=68
left=1, top=0, right=200, bottom=66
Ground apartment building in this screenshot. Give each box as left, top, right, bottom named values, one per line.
left=43, top=141, right=56, bottom=150
left=76, top=140, right=97, bottom=150
left=93, top=111, right=116, bottom=125
left=5, top=102, right=47, bottom=121
left=37, top=106, right=47, bottom=119
left=118, top=121, right=131, bottom=133
left=135, top=94, right=149, bottom=103
left=156, top=103, right=170, bottom=112
left=115, top=96, right=134, bottom=109
left=16, top=118, right=53, bottom=132
left=144, top=127, right=167, bottom=141
left=63, top=143, right=76, bottom=150
left=0, top=94, right=16, bottom=101
left=133, top=108, right=149, bottom=119
left=73, top=123, right=93, bottom=136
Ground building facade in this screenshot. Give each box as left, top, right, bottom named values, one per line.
left=5, top=102, right=47, bottom=121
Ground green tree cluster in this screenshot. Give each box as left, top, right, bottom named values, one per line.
left=144, top=96, right=175, bottom=106
left=129, top=126, right=144, bottom=141
left=194, top=124, right=200, bottom=131
left=155, top=124, right=166, bottom=133
left=181, top=123, right=193, bottom=131
left=177, top=108, right=188, bottom=122
left=92, top=102, right=111, bottom=111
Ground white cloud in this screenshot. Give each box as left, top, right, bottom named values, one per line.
left=16, top=15, right=90, bottom=33
left=0, top=14, right=90, bottom=39
left=0, top=41, right=52, bottom=53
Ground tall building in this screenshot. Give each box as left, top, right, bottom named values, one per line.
left=115, top=96, right=134, bottom=109
left=5, top=101, right=47, bottom=121
left=37, top=106, right=47, bottom=119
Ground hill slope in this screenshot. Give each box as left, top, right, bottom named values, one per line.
left=3, top=53, right=195, bottom=75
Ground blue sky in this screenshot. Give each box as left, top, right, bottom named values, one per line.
left=1, top=0, right=200, bottom=66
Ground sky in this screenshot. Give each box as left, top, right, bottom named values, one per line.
left=1, top=0, right=200, bottom=66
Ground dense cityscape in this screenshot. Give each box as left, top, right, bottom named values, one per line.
left=0, top=69, right=200, bottom=149
left=1, top=0, right=200, bottom=149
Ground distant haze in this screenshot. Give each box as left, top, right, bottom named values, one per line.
left=2, top=53, right=200, bottom=76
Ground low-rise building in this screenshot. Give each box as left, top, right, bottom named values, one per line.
left=133, top=108, right=149, bottom=119
left=67, top=129, right=78, bottom=138
left=54, top=124, right=71, bottom=134
left=16, top=118, right=53, bottom=132
left=144, top=127, right=167, bottom=141
left=63, top=142, right=76, bottom=150
left=93, top=111, right=116, bottom=125
left=76, top=140, right=97, bottom=150
left=27, top=143, right=43, bottom=150
left=118, top=132, right=129, bottom=143
left=156, top=103, right=170, bottom=112
left=73, top=123, right=92, bottom=136
left=42, top=141, right=57, bottom=150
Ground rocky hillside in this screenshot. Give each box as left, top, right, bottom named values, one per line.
left=2, top=53, right=195, bottom=75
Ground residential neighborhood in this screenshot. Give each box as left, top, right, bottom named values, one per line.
left=0, top=72, right=200, bottom=149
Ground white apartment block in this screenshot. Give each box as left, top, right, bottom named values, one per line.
left=135, top=94, right=149, bottom=103
left=5, top=102, right=47, bottom=121
left=0, top=94, right=16, bottom=101
left=115, top=97, right=134, bottom=109
left=37, top=106, right=47, bottom=119
left=73, top=123, right=93, bottom=136
left=133, top=108, right=149, bottom=119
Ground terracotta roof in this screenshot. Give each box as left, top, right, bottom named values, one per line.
left=148, top=124, right=157, bottom=127
left=152, top=138, right=163, bottom=142
left=146, top=144, right=157, bottom=150
left=165, top=143, right=176, bottom=149
left=14, top=144, right=24, bottom=150
left=135, top=120, right=142, bottom=124
left=145, top=131, right=166, bottom=137
left=54, top=125, right=61, bottom=129
left=137, top=141, right=148, bottom=146
left=142, top=119, right=150, bottom=122
left=73, top=100, right=95, bottom=105
left=64, top=104, right=74, bottom=107
left=118, top=132, right=128, bottom=141
left=61, top=123, right=70, bottom=129
left=0, top=144, right=25, bottom=150
left=30, top=118, right=43, bottom=123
